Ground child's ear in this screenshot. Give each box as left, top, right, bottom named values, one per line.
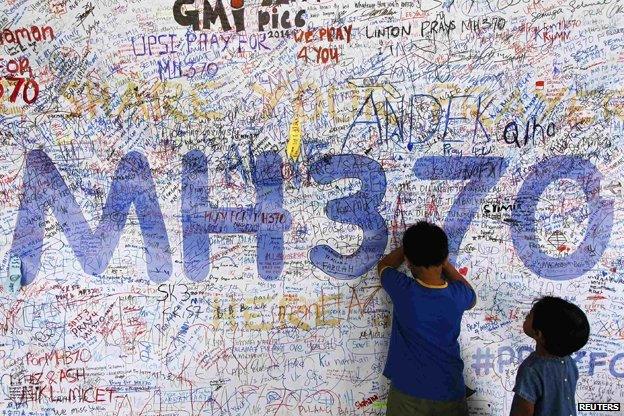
left=534, top=329, right=546, bottom=344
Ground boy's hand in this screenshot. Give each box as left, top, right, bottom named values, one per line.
left=442, top=259, right=464, bottom=282
left=377, top=246, right=404, bottom=276
left=443, top=259, right=477, bottom=309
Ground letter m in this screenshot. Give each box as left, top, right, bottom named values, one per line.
left=9, top=150, right=172, bottom=285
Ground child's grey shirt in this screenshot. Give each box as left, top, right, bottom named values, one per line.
left=513, top=352, right=578, bottom=416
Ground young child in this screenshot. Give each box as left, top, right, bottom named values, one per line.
left=510, top=297, right=590, bottom=416
left=377, top=221, right=476, bottom=416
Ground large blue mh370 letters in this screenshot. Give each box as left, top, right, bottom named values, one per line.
left=9, top=151, right=613, bottom=284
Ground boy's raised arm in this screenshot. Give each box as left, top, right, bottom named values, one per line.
left=377, top=246, right=404, bottom=276
left=443, top=259, right=477, bottom=308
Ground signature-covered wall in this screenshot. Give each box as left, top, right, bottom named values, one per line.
left=0, top=0, right=623, bottom=414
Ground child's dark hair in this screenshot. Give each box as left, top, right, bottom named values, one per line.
left=403, top=221, right=449, bottom=267
left=532, top=296, right=590, bottom=357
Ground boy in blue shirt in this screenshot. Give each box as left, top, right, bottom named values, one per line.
left=377, top=221, right=476, bottom=416
left=510, top=296, right=590, bottom=416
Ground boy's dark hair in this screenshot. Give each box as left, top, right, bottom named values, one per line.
left=402, top=221, right=449, bottom=267
left=532, top=296, right=590, bottom=357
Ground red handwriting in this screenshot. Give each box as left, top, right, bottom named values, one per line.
left=355, top=394, right=379, bottom=409
left=294, top=25, right=353, bottom=43
left=294, top=25, right=352, bottom=65
left=26, top=349, right=92, bottom=367
left=0, top=77, right=39, bottom=104
left=11, top=368, right=87, bottom=386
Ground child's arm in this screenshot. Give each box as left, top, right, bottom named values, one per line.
left=509, top=393, right=535, bottom=416
left=442, top=259, right=476, bottom=308
left=377, top=246, right=404, bottom=276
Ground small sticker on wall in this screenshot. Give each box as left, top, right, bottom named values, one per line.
left=7, top=255, right=21, bottom=294
left=287, top=117, right=302, bottom=160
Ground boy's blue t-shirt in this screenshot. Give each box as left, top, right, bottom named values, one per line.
left=381, top=267, right=475, bottom=402
left=513, top=352, right=579, bottom=416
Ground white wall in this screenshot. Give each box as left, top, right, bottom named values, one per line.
left=1, top=0, right=623, bottom=414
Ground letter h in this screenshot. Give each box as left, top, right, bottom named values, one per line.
left=182, top=150, right=292, bottom=281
